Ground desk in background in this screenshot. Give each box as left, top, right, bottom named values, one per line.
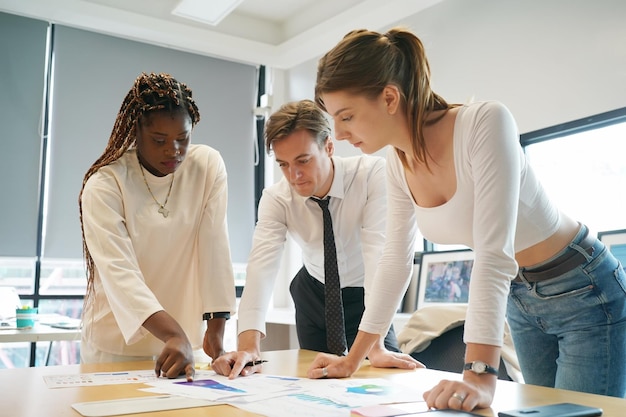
left=1, top=349, right=625, bottom=417
left=0, top=323, right=81, bottom=344
left=0, top=321, right=81, bottom=367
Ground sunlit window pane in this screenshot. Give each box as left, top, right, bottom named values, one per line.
left=0, top=340, right=82, bottom=369
left=38, top=299, right=83, bottom=320
left=39, top=258, right=86, bottom=296
left=432, top=243, right=469, bottom=252
left=524, top=122, right=626, bottom=235
left=0, top=257, right=36, bottom=295
left=0, top=343, right=30, bottom=369
left=35, top=340, right=81, bottom=367
left=36, top=299, right=83, bottom=366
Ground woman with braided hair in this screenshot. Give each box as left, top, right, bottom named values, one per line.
left=79, top=72, right=236, bottom=381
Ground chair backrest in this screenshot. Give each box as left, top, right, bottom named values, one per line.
left=409, top=324, right=465, bottom=373
left=409, top=324, right=512, bottom=381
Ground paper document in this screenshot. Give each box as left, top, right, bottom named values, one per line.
left=62, top=367, right=429, bottom=417
left=145, top=372, right=301, bottom=402
left=44, top=370, right=159, bottom=388
left=72, top=395, right=218, bottom=417
left=145, top=372, right=423, bottom=417
left=350, top=401, right=429, bottom=417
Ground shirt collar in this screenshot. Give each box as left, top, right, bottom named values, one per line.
left=326, top=156, right=345, bottom=200
left=291, top=156, right=346, bottom=203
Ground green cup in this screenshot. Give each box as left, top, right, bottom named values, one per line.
left=16, top=307, right=38, bottom=329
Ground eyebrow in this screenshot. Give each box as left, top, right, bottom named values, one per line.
left=149, top=130, right=190, bottom=137
left=275, top=153, right=311, bottom=163
left=333, top=107, right=350, bottom=117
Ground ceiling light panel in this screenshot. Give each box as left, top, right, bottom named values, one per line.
left=172, top=0, right=245, bottom=26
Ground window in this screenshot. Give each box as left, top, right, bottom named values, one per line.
left=422, top=107, right=626, bottom=252
left=522, top=107, right=626, bottom=234
left=1, top=11, right=256, bottom=368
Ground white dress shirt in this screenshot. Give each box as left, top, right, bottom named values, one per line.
left=237, top=155, right=387, bottom=336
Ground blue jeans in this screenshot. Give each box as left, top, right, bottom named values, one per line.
left=507, top=225, right=626, bottom=397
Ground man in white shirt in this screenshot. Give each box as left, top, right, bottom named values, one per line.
left=212, top=99, right=399, bottom=378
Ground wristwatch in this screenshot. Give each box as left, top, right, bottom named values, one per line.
left=203, top=312, right=231, bottom=321
left=464, top=361, right=498, bottom=376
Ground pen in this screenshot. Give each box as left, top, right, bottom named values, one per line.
left=244, top=360, right=268, bottom=367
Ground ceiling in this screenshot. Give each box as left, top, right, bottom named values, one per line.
left=0, top=0, right=444, bottom=69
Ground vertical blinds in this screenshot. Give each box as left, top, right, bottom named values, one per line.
left=1, top=13, right=257, bottom=263
left=0, top=13, right=48, bottom=257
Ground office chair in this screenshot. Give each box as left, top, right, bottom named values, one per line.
left=409, top=324, right=512, bottom=381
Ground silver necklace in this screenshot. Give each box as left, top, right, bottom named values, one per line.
left=138, top=158, right=174, bottom=218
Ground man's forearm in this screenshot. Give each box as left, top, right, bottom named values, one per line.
left=238, top=329, right=262, bottom=353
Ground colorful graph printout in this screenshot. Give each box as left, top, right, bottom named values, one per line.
left=174, top=379, right=245, bottom=393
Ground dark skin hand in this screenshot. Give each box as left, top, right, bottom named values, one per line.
left=203, top=317, right=227, bottom=360
left=142, top=310, right=195, bottom=381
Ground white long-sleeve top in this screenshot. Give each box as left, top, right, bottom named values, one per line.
left=360, top=101, right=560, bottom=347
left=237, top=155, right=387, bottom=336
left=81, top=145, right=236, bottom=356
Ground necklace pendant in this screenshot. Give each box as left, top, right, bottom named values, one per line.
left=158, top=206, right=169, bottom=218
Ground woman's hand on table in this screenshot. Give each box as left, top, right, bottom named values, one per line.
left=424, top=376, right=496, bottom=411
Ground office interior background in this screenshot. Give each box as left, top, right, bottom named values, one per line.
left=1, top=0, right=625, bottom=368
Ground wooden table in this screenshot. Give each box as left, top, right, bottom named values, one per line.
left=1, top=349, right=624, bottom=417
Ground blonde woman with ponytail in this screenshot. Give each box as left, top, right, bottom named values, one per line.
left=308, top=27, right=626, bottom=411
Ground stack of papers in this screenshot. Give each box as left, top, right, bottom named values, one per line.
left=144, top=372, right=423, bottom=417
left=64, top=370, right=427, bottom=417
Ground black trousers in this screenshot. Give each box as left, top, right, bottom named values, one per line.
left=289, top=266, right=400, bottom=354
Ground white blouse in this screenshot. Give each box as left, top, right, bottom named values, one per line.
left=81, top=145, right=236, bottom=356
left=360, top=101, right=560, bottom=347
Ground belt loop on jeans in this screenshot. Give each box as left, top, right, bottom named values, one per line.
left=514, top=229, right=595, bottom=284
left=515, top=269, right=533, bottom=290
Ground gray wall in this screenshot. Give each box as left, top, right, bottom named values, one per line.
left=264, top=0, right=626, bottom=307
left=282, top=0, right=626, bottom=138
left=0, top=13, right=47, bottom=257
left=1, top=13, right=257, bottom=263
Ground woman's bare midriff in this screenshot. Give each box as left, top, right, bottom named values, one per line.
left=515, top=214, right=581, bottom=268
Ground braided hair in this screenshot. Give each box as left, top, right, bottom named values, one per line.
left=78, top=72, right=200, bottom=307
